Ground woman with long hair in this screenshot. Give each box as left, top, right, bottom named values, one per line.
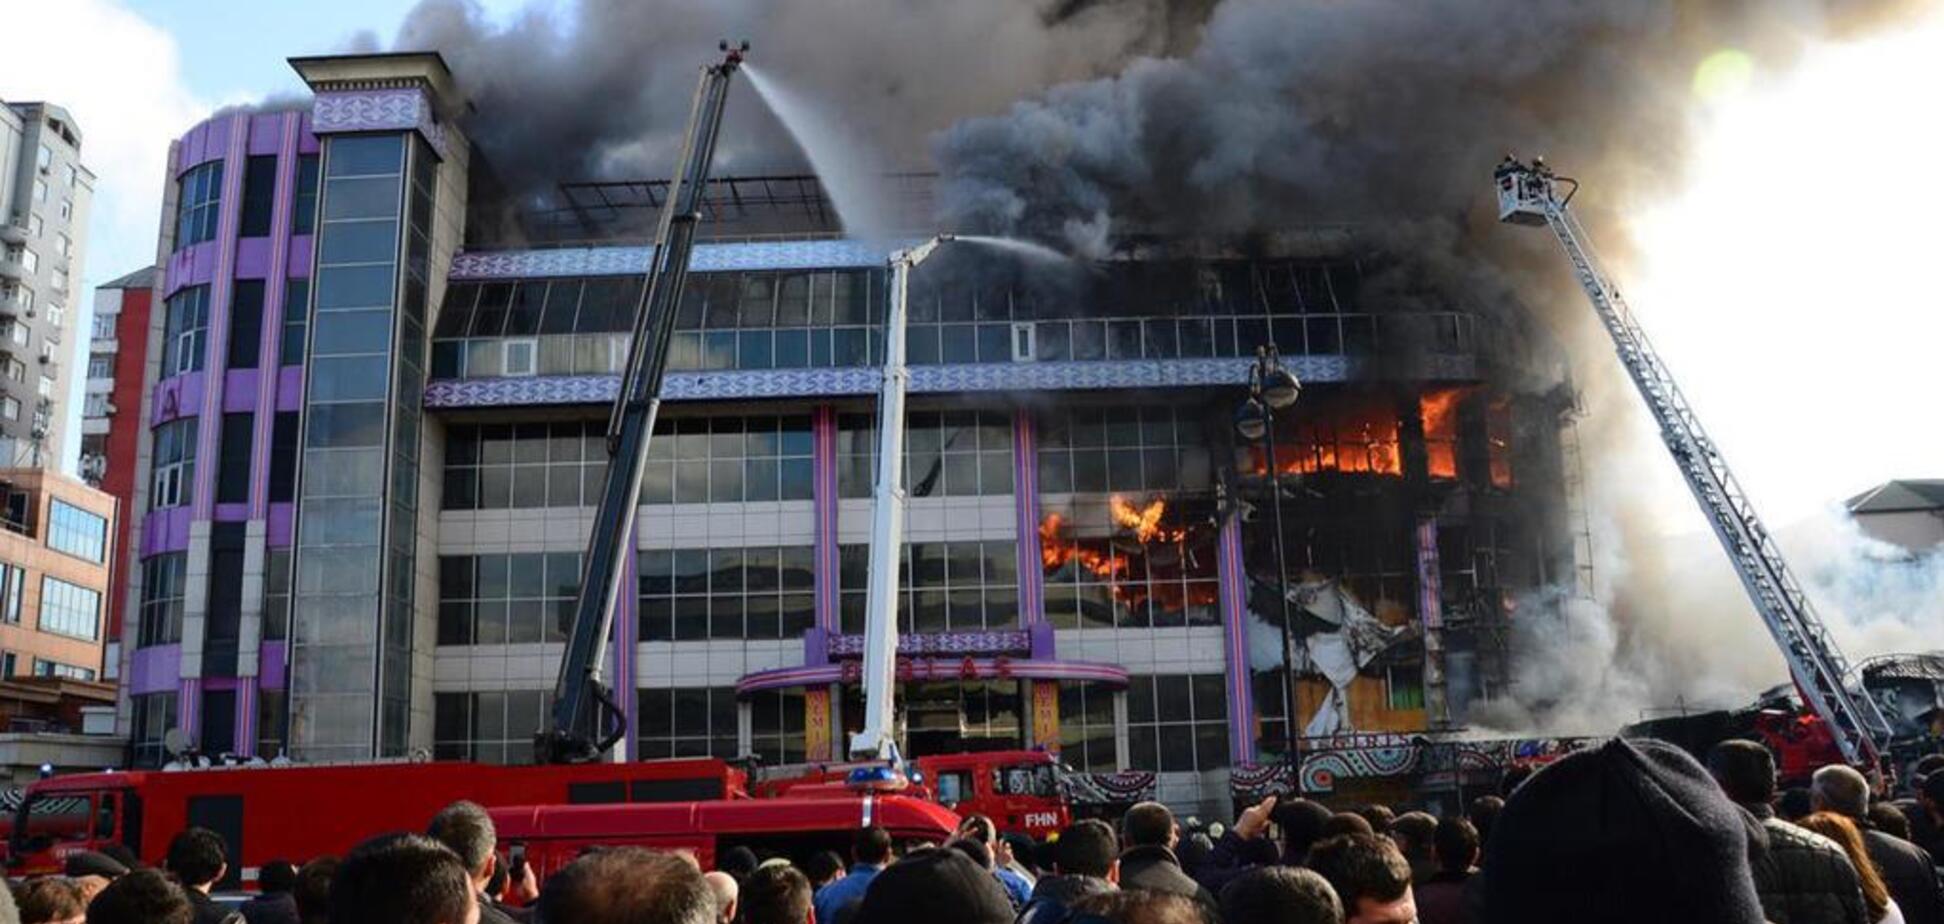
left=1798, top=811, right=1905, bottom=924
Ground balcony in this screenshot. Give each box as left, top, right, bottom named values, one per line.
left=0, top=222, right=25, bottom=246
left=0, top=291, right=30, bottom=320
left=0, top=256, right=25, bottom=282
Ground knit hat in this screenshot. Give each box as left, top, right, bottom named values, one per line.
left=852, top=848, right=1015, bottom=924
left=64, top=849, right=130, bottom=879
left=1482, top=737, right=1765, bottom=924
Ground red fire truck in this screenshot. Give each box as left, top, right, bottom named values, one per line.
left=6, top=758, right=739, bottom=882
left=753, top=750, right=1073, bottom=838
left=493, top=794, right=961, bottom=877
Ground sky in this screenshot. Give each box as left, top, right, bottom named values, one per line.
left=1, top=0, right=1940, bottom=529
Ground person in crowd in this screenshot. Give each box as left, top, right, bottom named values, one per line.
left=957, top=816, right=1033, bottom=907
left=1707, top=740, right=1868, bottom=924
left=86, top=869, right=189, bottom=924
left=739, top=865, right=812, bottom=924
left=1177, top=833, right=1216, bottom=881
left=1497, top=766, right=1533, bottom=797
left=1463, top=797, right=1502, bottom=857
left=801, top=852, right=845, bottom=891
left=1799, top=812, right=1905, bottom=924
left=850, top=849, right=1015, bottom=924
left=1019, top=819, right=1120, bottom=924
left=1001, top=834, right=1042, bottom=885
left=15, top=878, right=84, bottom=924
left=703, top=872, right=739, bottom=924
left=1782, top=788, right=1818, bottom=822
left=1351, top=806, right=1394, bottom=836
left=1273, top=799, right=1337, bottom=866
left=1816, top=765, right=1944, bottom=924
left=1218, top=866, right=1341, bottom=924
left=812, top=826, right=890, bottom=924
left=1119, top=802, right=1216, bottom=909
left=1873, top=804, right=1916, bottom=844
left=1317, top=813, right=1374, bottom=842
left=1413, top=817, right=1478, bottom=924
left=1483, top=737, right=1766, bottom=924
left=240, top=860, right=301, bottom=924
left=428, top=800, right=533, bottom=923
left=1069, top=890, right=1208, bottom=924
left=165, top=828, right=240, bottom=924
left=294, top=857, right=339, bottom=924
left=1307, top=835, right=1415, bottom=924
left=1385, top=812, right=1438, bottom=885
left=63, top=851, right=129, bottom=881
left=1916, top=773, right=1944, bottom=860
left=331, top=833, right=477, bottom=924
left=537, top=847, right=713, bottom=924
left=718, top=847, right=761, bottom=884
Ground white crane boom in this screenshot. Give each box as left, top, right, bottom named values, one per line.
left=1494, top=160, right=1894, bottom=767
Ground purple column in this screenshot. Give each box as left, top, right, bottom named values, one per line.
left=811, top=406, right=839, bottom=632
left=1011, top=410, right=1045, bottom=627
left=1217, top=516, right=1258, bottom=764
left=176, top=677, right=201, bottom=741
left=234, top=683, right=257, bottom=757
left=190, top=116, right=248, bottom=520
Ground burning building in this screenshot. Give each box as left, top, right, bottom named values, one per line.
left=115, top=49, right=1588, bottom=817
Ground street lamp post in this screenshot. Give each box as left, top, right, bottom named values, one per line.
left=1235, top=344, right=1302, bottom=786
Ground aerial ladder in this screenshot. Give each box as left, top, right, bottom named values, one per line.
left=1494, top=158, right=1895, bottom=768
left=536, top=44, right=747, bottom=764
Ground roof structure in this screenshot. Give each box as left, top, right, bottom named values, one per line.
left=98, top=266, right=158, bottom=290
left=1846, top=479, right=1944, bottom=514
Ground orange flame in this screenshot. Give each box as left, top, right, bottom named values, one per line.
left=1486, top=397, right=1514, bottom=489
left=1421, top=387, right=1469, bottom=481
left=1246, top=399, right=1403, bottom=478
left=1039, top=499, right=1217, bottom=615
left=1109, top=495, right=1186, bottom=544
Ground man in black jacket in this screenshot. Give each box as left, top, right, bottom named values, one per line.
left=165, top=827, right=243, bottom=924
left=1709, top=741, right=1867, bottom=924
left=429, top=800, right=533, bottom=924
left=1019, top=820, right=1120, bottom=924
left=1814, top=764, right=1944, bottom=924
left=1118, top=802, right=1217, bottom=911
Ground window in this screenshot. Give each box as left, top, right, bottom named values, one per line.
left=442, top=421, right=606, bottom=510
left=57, top=200, right=71, bottom=221
left=36, top=377, right=53, bottom=400
left=138, top=554, right=186, bottom=647
left=33, top=659, right=95, bottom=681
left=1059, top=681, right=1118, bottom=772
left=749, top=689, right=806, bottom=764
left=53, top=234, right=70, bottom=259
left=503, top=339, right=536, bottom=376
left=26, top=215, right=40, bottom=237
left=1041, top=495, right=1219, bottom=630
left=62, top=164, right=76, bottom=188
left=2, top=288, right=26, bottom=318
left=226, top=280, right=264, bottom=368
left=162, top=286, right=209, bottom=376
left=1386, top=665, right=1426, bottom=711
left=50, top=268, right=66, bottom=292
left=268, top=412, right=299, bottom=502
left=239, top=155, right=278, bottom=237
left=36, top=145, right=51, bottom=171
left=636, top=687, right=739, bottom=760
left=38, top=576, right=100, bottom=640
left=1036, top=405, right=1214, bottom=495
left=5, top=358, right=24, bottom=382
left=837, top=411, right=1013, bottom=498
left=0, top=652, right=12, bottom=676
left=281, top=278, right=309, bottom=365
left=15, top=248, right=37, bottom=275
left=1125, top=674, right=1230, bottom=772
left=292, top=154, right=320, bottom=234
left=82, top=395, right=108, bottom=417
left=175, top=162, right=223, bottom=249
left=837, top=541, right=1019, bottom=634
left=32, top=179, right=47, bottom=203
left=634, top=415, right=814, bottom=506
left=87, top=355, right=112, bottom=379
left=0, top=563, right=24, bottom=623
left=130, top=692, right=179, bottom=768
left=1, top=398, right=17, bottom=422
left=432, top=690, right=552, bottom=764
left=216, top=413, right=253, bottom=504
left=150, top=418, right=197, bottom=509
left=7, top=320, right=29, bottom=346
left=636, top=546, right=815, bottom=642
left=263, top=547, right=292, bottom=641
left=91, top=312, right=113, bottom=340
left=45, top=304, right=62, bottom=327
left=46, top=499, right=106, bottom=562
left=436, top=553, right=581, bottom=645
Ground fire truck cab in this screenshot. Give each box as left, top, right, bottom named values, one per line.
left=912, top=751, right=1069, bottom=838
left=7, top=758, right=742, bottom=883
left=493, top=794, right=960, bottom=877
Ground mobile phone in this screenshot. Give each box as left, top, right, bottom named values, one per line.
left=509, top=843, right=528, bottom=880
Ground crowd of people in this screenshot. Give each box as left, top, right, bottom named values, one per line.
left=0, top=737, right=1941, bottom=924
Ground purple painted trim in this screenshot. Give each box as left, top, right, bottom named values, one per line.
left=191, top=123, right=249, bottom=521
left=177, top=677, right=201, bottom=738
left=288, top=236, right=312, bottom=277
left=235, top=683, right=257, bottom=757
left=235, top=238, right=273, bottom=274
left=737, top=658, right=1129, bottom=695
left=163, top=240, right=221, bottom=298
left=825, top=631, right=1031, bottom=658
left=222, top=370, right=259, bottom=412
left=213, top=503, right=249, bottom=521
left=140, top=507, right=193, bottom=557
left=201, top=676, right=244, bottom=692
left=252, top=113, right=302, bottom=518
left=1012, top=411, right=1044, bottom=628
left=1415, top=519, right=1442, bottom=631
left=811, top=407, right=838, bottom=632
left=267, top=504, right=294, bottom=546
left=149, top=373, right=205, bottom=426
left=1029, top=622, right=1055, bottom=660
left=259, top=642, right=288, bottom=689
left=127, top=645, right=182, bottom=695
left=802, top=627, right=828, bottom=667
left=1217, top=516, right=1258, bottom=764
left=276, top=366, right=305, bottom=411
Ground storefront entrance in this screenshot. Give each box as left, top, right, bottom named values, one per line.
left=841, top=680, right=1026, bottom=757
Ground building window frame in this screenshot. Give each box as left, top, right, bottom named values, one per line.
left=37, top=575, right=100, bottom=641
